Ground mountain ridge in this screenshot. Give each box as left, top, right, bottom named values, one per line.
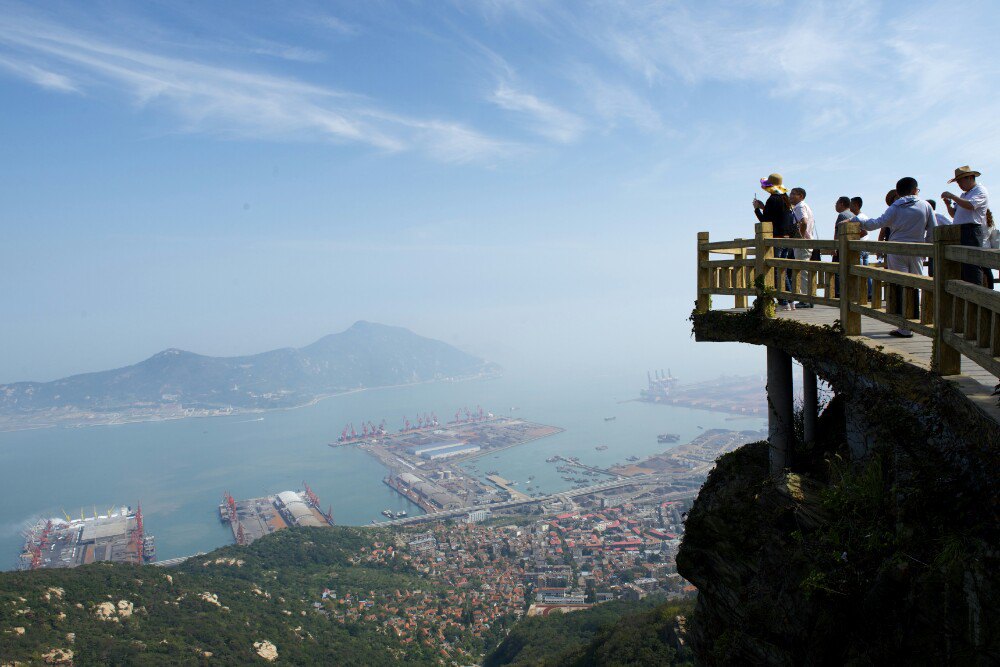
left=0, top=322, right=499, bottom=420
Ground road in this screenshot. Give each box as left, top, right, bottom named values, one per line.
left=369, top=474, right=696, bottom=528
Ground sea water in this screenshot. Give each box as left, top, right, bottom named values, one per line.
left=0, top=368, right=763, bottom=567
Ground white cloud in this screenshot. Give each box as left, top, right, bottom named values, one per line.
left=490, top=82, right=585, bottom=143
left=0, top=10, right=512, bottom=163
left=0, top=55, right=78, bottom=92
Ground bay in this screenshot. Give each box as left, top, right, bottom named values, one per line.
left=0, top=368, right=764, bottom=568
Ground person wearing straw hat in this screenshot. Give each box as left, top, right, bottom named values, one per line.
left=941, top=166, right=990, bottom=285
left=941, top=166, right=990, bottom=247
left=753, top=173, right=798, bottom=309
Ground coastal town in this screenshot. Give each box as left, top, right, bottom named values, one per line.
left=310, top=490, right=696, bottom=663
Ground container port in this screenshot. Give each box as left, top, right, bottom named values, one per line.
left=340, top=408, right=564, bottom=512
left=220, top=482, right=334, bottom=546
left=19, top=504, right=154, bottom=570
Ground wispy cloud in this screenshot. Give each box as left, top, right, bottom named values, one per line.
left=0, top=54, right=78, bottom=92
left=0, top=9, right=512, bottom=163
left=311, top=14, right=360, bottom=36
left=490, top=82, right=585, bottom=143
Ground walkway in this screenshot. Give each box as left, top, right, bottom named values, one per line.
left=725, top=304, right=1000, bottom=422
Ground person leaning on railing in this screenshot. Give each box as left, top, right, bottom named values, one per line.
left=854, top=177, right=935, bottom=338
left=753, top=172, right=800, bottom=310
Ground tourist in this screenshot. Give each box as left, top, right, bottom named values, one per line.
left=789, top=187, right=815, bottom=308
left=941, top=166, right=990, bottom=284
left=927, top=199, right=952, bottom=228
left=753, top=173, right=798, bottom=309
left=941, top=166, right=990, bottom=246
left=832, top=197, right=857, bottom=296
left=849, top=197, right=872, bottom=299
left=856, top=177, right=935, bottom=337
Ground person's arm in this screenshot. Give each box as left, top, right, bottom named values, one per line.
left=941, top=191, right=975, bottom=211
left=857, top=208, right=893, bottom=232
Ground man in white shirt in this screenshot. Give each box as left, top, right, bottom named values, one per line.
left=789, top=187, right=815, bottom=307
left=857, top=177, right=935, bottom=338
left=941, top=166, right=989, bottom=246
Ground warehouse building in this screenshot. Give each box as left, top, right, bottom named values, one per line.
left=275, top=491, right=326, bottom=528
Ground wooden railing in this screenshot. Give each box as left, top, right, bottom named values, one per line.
left=697, top=222, right=1000, bottom=379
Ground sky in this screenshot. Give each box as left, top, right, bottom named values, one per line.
left=2, top=0, right=998, bottom=384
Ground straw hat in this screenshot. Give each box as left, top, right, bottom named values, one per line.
left=760, top=173, right=788, bottom=194
left=948, top=166, right=981, bottom=183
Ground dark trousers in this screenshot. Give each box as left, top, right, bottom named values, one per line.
left=774, top=246, right=793, bottom=301
left=959, top=223, right=985, bottom=285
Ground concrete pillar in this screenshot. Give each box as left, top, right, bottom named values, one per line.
left=802, top=367, right=818, bottom=443
left=766, top=346, right=794, bottom=476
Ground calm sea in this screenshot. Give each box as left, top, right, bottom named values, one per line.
left=0, top=369, right=764, bottom=568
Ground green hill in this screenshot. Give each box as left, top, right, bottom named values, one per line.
left=485, top=597, right=693, bottom=667
left=0, top=527, right=509, bottom=665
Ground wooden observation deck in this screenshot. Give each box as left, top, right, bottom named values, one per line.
left=693, top=221, right=1000, bottom=472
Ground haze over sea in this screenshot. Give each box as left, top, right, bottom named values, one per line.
left=0, top=366, right=762, bottom=568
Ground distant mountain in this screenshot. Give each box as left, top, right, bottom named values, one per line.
left=0, top=322, right=499, bottom=415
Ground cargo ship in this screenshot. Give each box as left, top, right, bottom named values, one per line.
left=657, top=433, right=680, bottom=443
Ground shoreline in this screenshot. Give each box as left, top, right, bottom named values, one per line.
left=0, top=371, right=503, bottom=435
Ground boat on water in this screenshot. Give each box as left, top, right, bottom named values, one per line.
left=657, top=433, right=680, bottom=443
left=604, top=416, right=616, bottom=422
left=395, top=511, right=407, bottom=518
left=487, top=470, right=499, bottom=476
left=595, top=445, right=609, bottom=451
left=381, top=509, right=393, bottom=518
left=545, top=456, right=558, bottom=463
left=626, top=456, right=640, bottom=462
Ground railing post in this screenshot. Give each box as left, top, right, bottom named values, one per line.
left=755, top=222, right=774, bottom=295
left=934, top=225, right=962, bottom=375
left=734, top=239, right=747, bottom=309
left=839, top=221, right=862, bottom=335
left=697, top=231, right=711, bottom=313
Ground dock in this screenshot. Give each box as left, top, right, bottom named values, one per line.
left=20, top=505, right=154, bottom=570
left=221, top=483, right=333, bottom=546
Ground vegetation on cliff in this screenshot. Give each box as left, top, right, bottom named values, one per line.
left=676, top=397, right=999, bottom=665
left=0, top=527, right=512, bottom=665
left=485, top=596, right=693, bottom=667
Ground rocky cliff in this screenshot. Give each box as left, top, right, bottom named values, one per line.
left=676, top=396, right=999, bottom=665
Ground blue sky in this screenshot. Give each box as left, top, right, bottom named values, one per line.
left=2, top=0, right=998, bottom=383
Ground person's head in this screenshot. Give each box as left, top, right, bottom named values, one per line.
left=849, top=196, right=863, bottom=215
left=789, top=187, right=806, bottom=205
left=949, top=166, right=980, bottom=193
left=835, top=196, right=851, bottom=212
left=927, top=199, right=937, bottom=210
left=886, top=189, right=898, bottom=206
left=896, top=177, right=918, bottom=197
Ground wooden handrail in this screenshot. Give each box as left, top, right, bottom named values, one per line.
left=695, top=222, right=1000, bottom=379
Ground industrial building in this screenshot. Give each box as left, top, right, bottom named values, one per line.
left=421, top=443, right=480, bottom=460
left=276, top=491, right=327, bottom=527
left=395, top=472, right=463, bottom=510
left=407, top=440, right=465, bottom=457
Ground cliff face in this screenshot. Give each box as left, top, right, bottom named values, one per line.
left=676, top=398, right=999, bottom=665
